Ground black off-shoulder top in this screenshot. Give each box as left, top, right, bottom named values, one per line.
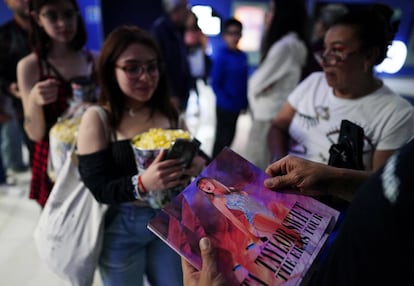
left=78, top=139, right=137, bottom=204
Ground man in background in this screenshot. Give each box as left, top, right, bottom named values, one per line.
left=151, top=0, right=192, bottom=113
left=0, top=0, right=33, bottom=186
left=210, top=18, right=248, bottom=158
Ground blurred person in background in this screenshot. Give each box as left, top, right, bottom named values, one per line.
left=151, top=0, right=192, bottom=114
left=17, top=0, right=97, bottom=208
left=210, top=18, right=248, bottom=158
left=243, top=0, right=309, bottom=170
left=0, top=0, right=33, bottom=187
left=184, top=10, right=211, bottom=114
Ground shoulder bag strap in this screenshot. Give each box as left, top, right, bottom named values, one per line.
left=44, top=59, right=67, bottom=82
left=71, top=105, right=110, bottom=166
left=88, top=105, right=111, bottom=142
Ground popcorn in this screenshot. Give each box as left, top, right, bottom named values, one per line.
left=50, top=117, right=81, bottom=145
left=48, top=117, right=82, bottom=182
left=131, top=128, right=191, bottom=150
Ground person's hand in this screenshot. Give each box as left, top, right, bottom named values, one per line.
left=30, top=78, right=59, bottom=105
left=264, top=155, right=330, bottom=196
left=182, top=237, right=227, bottom=286
left=140, top=150, right=188, bottom=192
left=183, top=155, right=205, bottom=178
left=8, top=82, right=22, bottom=98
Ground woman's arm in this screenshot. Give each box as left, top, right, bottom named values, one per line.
left=267, top=102, right=296, bottom=162
left=77, top=107, right=109, bottom=155
left=77, top=107, right=135, bottom=204
left=17, top=54, right=59, bottom=141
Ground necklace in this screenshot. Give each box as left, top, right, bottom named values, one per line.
left=125, top=105, right=145, bottom=117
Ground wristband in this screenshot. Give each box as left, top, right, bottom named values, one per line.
left=131, top=175, right=148, bottom=200
left=138, top=175, right=148, bottom=193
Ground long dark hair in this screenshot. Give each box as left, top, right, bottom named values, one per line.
left=29, top=0, right=87, bottom=57
left=97, top=25, right=178, bottom=129
left=332, top=3, right=399, bottom=65
left=261, top=0, right=309, bottom=63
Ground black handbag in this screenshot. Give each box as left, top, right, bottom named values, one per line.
left=328, top=120, right=364, bottom=170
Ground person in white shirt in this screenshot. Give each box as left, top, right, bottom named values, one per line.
left=268, top=4, right=414, bottom=174
left=243, top=0, right=309, bottom=170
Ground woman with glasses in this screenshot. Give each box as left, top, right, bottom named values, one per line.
left=76, top=26, right=205, bottom=286
left=267, top=5, right=414, bottom=272
left=17, top=0, right=97, bottom=208
left=268, top=4, right=414, bottom=177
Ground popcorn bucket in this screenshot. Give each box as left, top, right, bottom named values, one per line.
left=131, top=147, right=163, bottom=174
left=48, top=116, right=81, bottom=181
left=131, top=128, right=192, bottom=208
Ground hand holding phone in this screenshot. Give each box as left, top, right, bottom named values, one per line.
left=164, top=138, right=201, bottom=168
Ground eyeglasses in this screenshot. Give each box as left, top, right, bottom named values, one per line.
left=40, top=9, right=79, bottom=23
left=224, top=30, right=242, bottom=37
left=116, top=61, right=160, bottom=79
left=317, top=47, right=359, bottom=66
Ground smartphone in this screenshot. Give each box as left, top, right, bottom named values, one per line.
left=164, top=138, right=201, bottom=168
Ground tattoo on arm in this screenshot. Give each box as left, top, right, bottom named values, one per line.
left=24, top=116, right=31, bottom=126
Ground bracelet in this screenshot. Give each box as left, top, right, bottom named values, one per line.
left=131, top=175, right=148, bottom=200
left=138, top=175, right=148, bottom=193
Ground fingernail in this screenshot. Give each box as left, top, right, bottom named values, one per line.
left=200, top=237, right=210, bottom=250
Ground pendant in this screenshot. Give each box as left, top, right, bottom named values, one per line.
left=128, top=108, right=135, bottom=117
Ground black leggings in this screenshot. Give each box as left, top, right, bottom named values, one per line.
left=212, top=106, right=239, bottom=158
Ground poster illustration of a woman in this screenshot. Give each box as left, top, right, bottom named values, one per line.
left=196, top=177, right=301, bottom=245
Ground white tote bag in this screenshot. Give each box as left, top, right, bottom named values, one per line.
left=34, top=106, right=109, bottom=286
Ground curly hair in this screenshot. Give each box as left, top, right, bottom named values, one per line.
left=332, top=3, right=399, bottom=65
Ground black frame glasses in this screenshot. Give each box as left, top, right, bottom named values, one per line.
left=116, top=60, right=160, bottom=79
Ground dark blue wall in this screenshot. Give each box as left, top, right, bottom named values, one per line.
left=78, top=0, right=104, bottom=51
left=101, top=0, right=163, bottom=36
left=0, top=1, right=12, bottom=22
left=1, top=0, right=413, bottom=76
